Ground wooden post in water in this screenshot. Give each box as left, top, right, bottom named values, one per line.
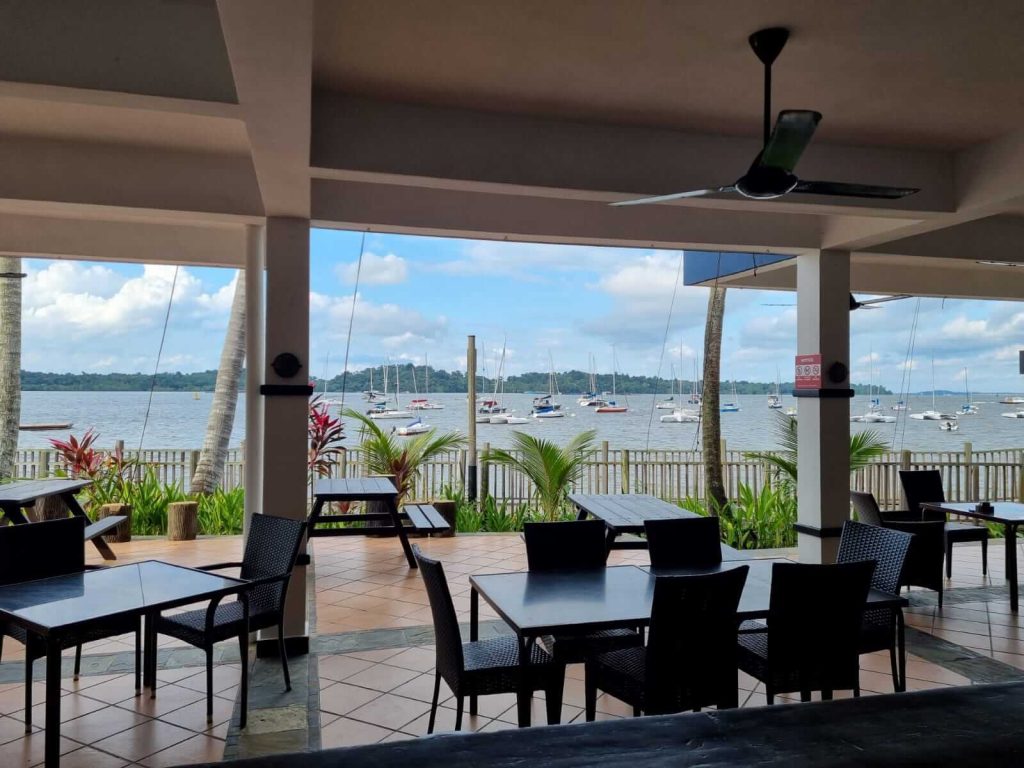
left=466, top=336, right=478, bottom=501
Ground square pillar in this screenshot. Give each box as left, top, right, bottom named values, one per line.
left=243, top=225, right=265, bottom=535
left=796, top=249, right=851, bottom=563
left=260, top=217, right=310, bottom=653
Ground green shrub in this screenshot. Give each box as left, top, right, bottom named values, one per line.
left=122, top=466, right=187, bottom=535
left=197, top=487, right=245, bottom=535
left=682, top=482, right=797, bottom=550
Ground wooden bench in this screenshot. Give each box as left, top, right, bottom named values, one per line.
left=84, top=517, right=127, bottom=543
left=402, top=504, right=451, bottom=534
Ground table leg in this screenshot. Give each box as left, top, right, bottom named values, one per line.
left=61, top=492, right=116, bottom=560
left=44, top=640, right=61, bottom=768
left=0, top=502, right=29, bottom=525
left=516, top=635, right=532, bottom=728
left=389, top=497, right=417, bottom=568
left=308, top=497, right=325, bottom=536
left=144, top=613, right=157, bottom=693
left=896, top=609, right=907, bottom=693
left=1006, top=524, right=1019, bottom=612
left=575, top=506, right=588, bottom=521
left=469, top=589, right=478, bottom=715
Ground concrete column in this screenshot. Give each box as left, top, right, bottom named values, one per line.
left=796, top=249, right=851, bottom=564
left=261, top=217, right=310, bottom=651
left=243, top=225, right=265, bottom=535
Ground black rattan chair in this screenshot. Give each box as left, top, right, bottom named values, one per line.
left=154, top=513, right=306, bottom=727
left=585, top=566, right=748, bottom=719
left=837, top=520, right=912, bottom=691
left=0, top=517, right=140, bottom=732
left=736, top=560, right=874, bottom=703
left=523, top=520, right=642, bottom=663
left=644, top=516, right=722, bottom=569
left=414, top=546, right=565, bottom=733
left=899, top=469, right=988, bottom=578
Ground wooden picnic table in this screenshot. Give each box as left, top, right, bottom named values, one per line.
left=0, top=479, right=124, bottom=560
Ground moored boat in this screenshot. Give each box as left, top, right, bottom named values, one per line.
left=395, top=419, right=430, bottom=436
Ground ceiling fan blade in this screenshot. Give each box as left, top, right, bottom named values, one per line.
left=793, top=180, right=919, bottom=199
left=857, top=294, right=912, bottom=306
left=757, top=110, right=822, bottom=172
left=609, top=186, right=736, bottom=207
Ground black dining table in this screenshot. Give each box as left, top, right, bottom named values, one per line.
left=922, top=501, right=1024, bottom=611
left=0, top=560, right=248, bottom=768
left=469, top=560, right=908, bottom=727
left=568, top=493, right=749, bottom=558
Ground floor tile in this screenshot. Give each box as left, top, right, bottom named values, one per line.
left=346, top=692, right=431, bottom=731
left=320, top=716, right=393, bottom=748
left=92, top=719, right=196, bottom=762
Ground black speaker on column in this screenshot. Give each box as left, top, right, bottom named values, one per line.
left=1020, top=350, right=1024, bottom=375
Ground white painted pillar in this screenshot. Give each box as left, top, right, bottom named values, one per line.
left=796, top=249, right=851, bottom=564
left=261, top=217, right=310, bottom=649
left=243, top=224, right=265, bottom=536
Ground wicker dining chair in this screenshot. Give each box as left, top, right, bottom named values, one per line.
left=837, top=520, right=913, bottom=691
left=851, top=490, right=947, bottom=608
left=153, top=514, right=306, bottom=728
left=737, top=560, right=874, bottom=703
left=899, top=469, right=988, bottom=578
left=414, top=546, right=565, bottom=733
left=0, top=516, right=140, bottom=732
left=585, top=566, right=749, bottom=720
left=644, top=516, right=723, bottom=569
left=523, top=520, right=642, bottom=663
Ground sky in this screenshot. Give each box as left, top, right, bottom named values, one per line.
left=14, top=229, right=1024, bottom=393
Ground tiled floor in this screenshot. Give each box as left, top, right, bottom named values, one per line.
left=0, top=531, right=1021, bottom=765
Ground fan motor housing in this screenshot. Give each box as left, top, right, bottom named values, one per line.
left=736, top=167, right=799, bottom=199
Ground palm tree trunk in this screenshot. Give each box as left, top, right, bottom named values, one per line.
left=0, top=257, right=22, bottom=481
left=701, top=286, right=728, bottom=512
left=191, top=271, right=246, bottom=494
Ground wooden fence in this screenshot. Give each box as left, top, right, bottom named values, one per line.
left=14, top=440, right=1024, bottom=507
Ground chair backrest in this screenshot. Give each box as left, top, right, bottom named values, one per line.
left=837, top=520, right=912, bottom=595
left=899, top=470, right=945, bottom=519
left=880, top=519, right=946, bottom=592
left=0, top=517, right=85, bottom=586
left=413, top=546, right=464, bottom=685
left=850, top=491, right=884, bottom=526
left=524, top=519, right=609, bottom=571
left=645, top=517, right=723, bottom=569
left=645, top=566, right=748, bottom=713
left=767, top=561, right=875, bottom=694
left=240, top=514, right=307, bottom=618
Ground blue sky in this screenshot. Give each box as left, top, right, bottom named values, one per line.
left=17, top=229, right=1024, bottom=393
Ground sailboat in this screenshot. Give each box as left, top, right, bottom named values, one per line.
left=408, top=355, right=444, bottom=410
left=595, top=348, right=628, bottom=413
left=396, top=418, right=430, bottom=436
left=957, top=368, right=978, bottom=415
left=720, top=381, right=740, bottom=412
left=656, top=366, right=678, bottom=409
left=910, top=359, right=956, bottom=421
left=578, top=354, right=606, bottom=406
left=479, top=344, right=510, bottom=420
left=661, top=346, right=699, bottom=422
left=767, top=369, right=782, bottom=409
left=367, top=363, right=412, bottom=419
left=687, top=359, right=702, bottom=406
left=363, top=366, right=386, bottom=403
left=533, top=353, right=566, bottom=418
left=851, top=352, right=895, bottom=423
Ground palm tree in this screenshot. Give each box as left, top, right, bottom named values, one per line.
left=0, top=257, right=23, bottom=481
left=744, top=412, right=889, bottom=492
left=701, top=286, right=728, bottom=512
left=191, top=271, right=245, bottom=494
left=483, top=430, right=597, bottom=521
left=344, top=409, right=464, bottom=504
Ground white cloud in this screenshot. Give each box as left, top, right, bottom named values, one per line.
left=337, top=252, right=408, bottom=285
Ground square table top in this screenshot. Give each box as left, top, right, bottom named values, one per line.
left=568, top=493, right=699, bottom=532
left=922, top=501, right=1024, bottom=524
left=0, top=479, right=92, bottom=505
left=313, top=477, right=398, bottom=501
left=0, top=560, right=245, bottom=636
left=470, top=560, right=906, bottom=636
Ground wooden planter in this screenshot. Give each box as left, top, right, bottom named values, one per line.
left=432, top=500, right=456, bottom=538
left=97, top=503, right=132, bottom=543
left=168, top=501, right=199, bottom=541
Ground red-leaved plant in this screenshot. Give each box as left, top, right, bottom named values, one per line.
left=49, top=430, right=137, bottom=509
left=308, top=396, right=345, bottom=478
left=49, top=429, right=102, bottom=478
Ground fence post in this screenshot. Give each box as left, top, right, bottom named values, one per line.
left=601, top=441, right=609, bottom=494
left=621, top=449, right=630, bottom=494
left=481, top=442, right=490, bottom=501
left=963, top=441, right=975, bottom=500
left=39, top=450, right=50, bottom=479
left=1018, top=449, right=1024, bottom=502
left=189, top=450, right=200, bottom=481
left=720, top=438, right=729, bottom=498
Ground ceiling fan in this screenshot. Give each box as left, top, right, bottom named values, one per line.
left=762, top=293, right=913, bottom=311
left=611, top=27, right=919, bottom=206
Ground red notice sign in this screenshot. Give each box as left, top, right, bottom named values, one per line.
left=795, top=354, right=822, bottom=389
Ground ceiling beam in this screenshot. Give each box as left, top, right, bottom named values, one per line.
left=311, top=93, right=954, bottom=217
left=0, top=212, right=247, bottom=267
left=0, top=135, right=262, bottom=219
left=218, top=0, right=313, bottom=218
